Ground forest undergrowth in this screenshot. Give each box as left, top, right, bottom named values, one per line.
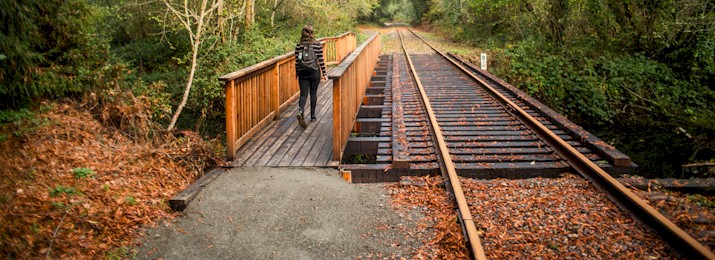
left=0, top=92, right=222, bottom=258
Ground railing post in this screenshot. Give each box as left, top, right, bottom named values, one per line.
left=225, top=80, right=237, bottom=160
left=271, top=62, right=280, bottom=119
left=332, top=78, right=342, bottom=161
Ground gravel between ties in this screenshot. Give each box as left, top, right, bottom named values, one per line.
left=462, top=174, right=679, bottom=259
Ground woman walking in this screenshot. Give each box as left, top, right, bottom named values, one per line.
left=294, top=25, right=327, bottom=128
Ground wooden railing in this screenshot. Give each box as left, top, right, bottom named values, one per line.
left=321, top=32, right=356, bottom=65
left=328, top=33, right=382, bottom=161
left=220, top=32, right=356, bottom=160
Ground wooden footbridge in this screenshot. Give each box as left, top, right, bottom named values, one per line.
left=219, top=29, right=635, bottom=177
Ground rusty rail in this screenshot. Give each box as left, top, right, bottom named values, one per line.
left=328, top=33, right=381, bottom=161
left=397, top=28, right=486, bottom=260
left=220, top=32, right=356, bottom=160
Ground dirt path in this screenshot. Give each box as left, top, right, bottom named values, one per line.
left=135, top=167, right=423, bottom=259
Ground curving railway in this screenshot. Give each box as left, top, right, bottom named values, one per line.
left=341, top=27, right=714, bottom=259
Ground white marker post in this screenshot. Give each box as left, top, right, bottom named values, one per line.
left=480, top=53, right=487, bottom=70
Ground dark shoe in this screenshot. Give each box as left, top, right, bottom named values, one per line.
left=311, top=115, right=317, bottom=122
left=296, top=113, right=307, bottom=128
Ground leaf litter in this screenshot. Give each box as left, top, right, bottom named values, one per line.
left=388, top=175, right=686, bottom=259
left=0, top=94, right=221, bottom=258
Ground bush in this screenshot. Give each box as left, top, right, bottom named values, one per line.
left=494, top=42, right=614, bottom=124
left=0, top=1, right=119, bottom=109
left=491, top=40, right=715, bottom=176
left=72, top=167, right=95, bottom=179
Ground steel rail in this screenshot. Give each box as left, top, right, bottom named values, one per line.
left=397, top=27, right=487, bottom=260
left=404, top=26, right=715, bottom=259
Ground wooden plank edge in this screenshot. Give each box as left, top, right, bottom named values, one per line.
left=169, top=168, right=227, bottom=211
left=340, top=169, right=352, bottom=183
left=328, top=160, right=340, bottom=168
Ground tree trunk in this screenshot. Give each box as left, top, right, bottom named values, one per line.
left=244, top=0, right=255, bottom=29
left=167, top=0, right=210, bottom=131
left=167, top=40, right=200, bottom=130
left=270, top=0, right=278, bottom=27
left=218, top=0, right=225, bottom=43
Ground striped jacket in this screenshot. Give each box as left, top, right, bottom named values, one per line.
left=294, top=42, right=326, bottom=75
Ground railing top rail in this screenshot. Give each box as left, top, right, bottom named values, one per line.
left=218, top=32, right=355, bottom=82
left=218, top=52, right=293, bottom=82
left=319, top=31, right=355, bottom=41
left=327, top=32, right=379, bottom=79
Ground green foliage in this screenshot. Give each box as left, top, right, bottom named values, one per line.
left=279, top=0, right=377, bottom=34
left=48, top=185, right=80, bottom=197
left=73, top=167, right=95, bottom=179
left=125, top=196, right=137, bottom=206
left=0, top=107, right=52, bottom=138
left=0, top=0, right=120, bottom=109
left=688, top=194, right=715, bottom=209
left=128, top=79, right=173, bottom=121
left=169, top=27, right=297, bottom=133
left=106, top=246, right=134, bottom=260
left=372, top=0, right=419, bottom=23
left=344, top=154, right=368, bottom=164
left=495, top=42, right=614, bottom=124
left=51, top=202, right=70, bottom=210
left=493, top=40, right=715, bottom=176
left=0, top=108, right=35, bottom=125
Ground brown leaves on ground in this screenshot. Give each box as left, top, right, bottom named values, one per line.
left=0, top=94, right=220, bottom=258
left=387, top=176, right=470, bottom=259
left=632, top=189, right=715, bottom=251
left=387, top=175, right=690, bottom=259
left=462, top=176, right=678, bottom=259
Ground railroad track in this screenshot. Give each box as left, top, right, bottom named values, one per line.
left=382, top=27, right=712, bottom=259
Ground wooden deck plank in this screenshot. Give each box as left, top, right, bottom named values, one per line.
left=249, top=108, right=303, bottom=166
left=312, top=128, right=335, bottom=166
left=285, top=109, right=330, bottom=166
left=276, top=81, right=333, bottom=166
left=232, top=117, right=282, bottom=166
left=263, top=81, right=332, bottom=166
left=243, top=106, right=301, bottom=166
left=303, top=108, right=334, bottom=166
left=266, top=83, right=330, bottom=166
left=289, top=84, right=334, bottom=166
left=293, top=96, right=333, bottom=166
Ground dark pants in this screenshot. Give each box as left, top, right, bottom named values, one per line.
left=298, top=70, right=320, bottom=117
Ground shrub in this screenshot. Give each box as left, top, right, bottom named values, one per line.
left=48, top=185, right=79, bottom=197
left=72, top=167, right=95, bottom=179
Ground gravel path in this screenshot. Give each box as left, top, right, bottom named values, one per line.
left=134, top=167, right=425, bottom=259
